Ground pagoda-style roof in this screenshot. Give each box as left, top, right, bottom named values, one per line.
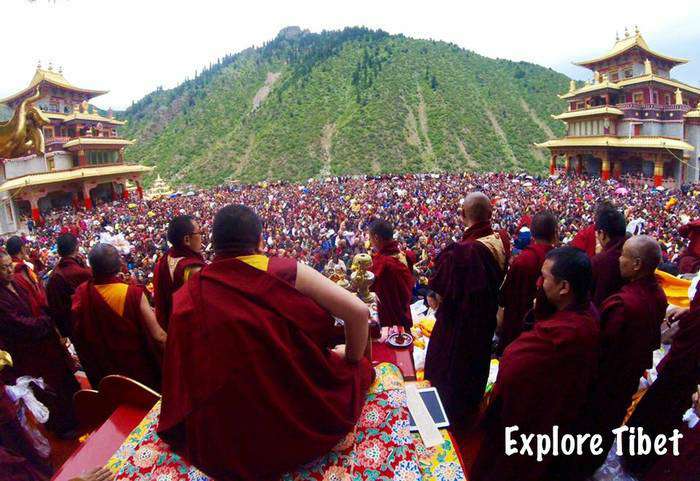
left=552, top=107, right=624, bottom=120
left=535, top=136, right=694, bottom=151
left=45, top=111, right=127, bottom=126
left=0, top=164, right=153, bottom=193
left=0, top=67, right=108, bottom=105
left=574, top=31, right=687, bottom=69
left=63, top=138, right=134, bottom=149
left=561, top=74, right=700, bottom=100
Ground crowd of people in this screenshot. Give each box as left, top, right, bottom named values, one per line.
left=0, top=170, right=699, bottom=481
left=14, top=172, right=700, bottom=288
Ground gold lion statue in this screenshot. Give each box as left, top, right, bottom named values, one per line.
left=0, top=87, right=50, bottom=158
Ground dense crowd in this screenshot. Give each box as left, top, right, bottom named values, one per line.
left=10, top=172, right=700, bottom=283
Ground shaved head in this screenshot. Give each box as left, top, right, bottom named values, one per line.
left=462, top=192, right=492, bottom=225
left=626, top=235, right=662, bottom=272
left=620, top=235, right=661, bottom=280
left=88, top=243, right=122, bottom=278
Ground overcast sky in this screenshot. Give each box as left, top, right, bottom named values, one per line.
left=3, top=0, right=700, bottom=110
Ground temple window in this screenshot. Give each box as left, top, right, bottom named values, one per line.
left=624, top=69, right=633, bottom=78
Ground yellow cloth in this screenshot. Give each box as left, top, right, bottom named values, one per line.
left=236, top=254, right=269, bottom=272
left=655, top=269, right=691, bottom=308
left=94, top=283, right=129, bottom=317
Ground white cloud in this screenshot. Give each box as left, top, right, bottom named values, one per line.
left=2, top=0, right=699, bottom=110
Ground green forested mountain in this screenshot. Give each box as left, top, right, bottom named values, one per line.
left=121, top=27, right=569, bottom=186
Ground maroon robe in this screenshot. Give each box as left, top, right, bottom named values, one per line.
left=498, top=242, right=553, bottom=354
left=623, top=288, right=700, bottom=477
left=153, top=247, right=205, bottom=331
left=0, top=381, right=51, bottom=481
left=645, top=424, right=700, bottom=481
left=570, top=223, right=597, bottom=258
left=46, top=256, right=92, bottom=337
left=158, top=255, right=374, bottom=481
left=469, top=302, right=600, bottom=481
left=573, top=274, right=668, bottom=478
left=678, top=220, right=700, bottom=274
left=0, top=281, right=78, bottom=435
left=590, top=236, right=626, bottom=307
left=371, top=241, right=414, bottom=329
left=10, top=260, right=47, bottom=319
left=71, top=278, right=161, bottom=390
left=425, top=222, right=508, bottom=427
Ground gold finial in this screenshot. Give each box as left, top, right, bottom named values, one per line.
left=59, top=65, right=63, bottom=75
left=644, top=58, right=652, bottom=75
left=0, top=350, right=13, bottom=371
left=624, top=27, right=629, bottom=38
left=107, top=107, right=114, bottom=119
left=675, top=88, right=683, bottom=105
left=635, top=25, right=640, bottom=35
left=48, top=61, right=53, bottom=71
left=80, top=100, right=88, bottom=113
left=615, top=31, right=619, bottom=41
left=37, top=60, right=42, bottom=69
left=594, top=71, right=601, bottom=84
left=569, top=79, right=576, bottom=92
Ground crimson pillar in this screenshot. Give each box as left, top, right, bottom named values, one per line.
left=29, top=197, right=40, bottom=224
left=654, top=157, right=664, bottom=187
left=136, top=181, right=143, bottom=200
left=601, top=154, right=611, bottom=181
left=549, top=153, right=556, bottom=175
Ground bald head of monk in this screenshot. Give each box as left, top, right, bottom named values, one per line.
left=460, top=192, right=492, bottom=228
left=88, top=243, right=122, bottom=280
left=619, top=235, right=662, bottom=281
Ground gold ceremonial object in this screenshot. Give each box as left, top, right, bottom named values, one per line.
left=350, top=253, right=376, bottom=304
left=0, top=350, right=13, bottom=371
left=0, top=87, right=49, bottom=159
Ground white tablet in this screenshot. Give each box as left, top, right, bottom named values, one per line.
left=408, top=387, right=450, bottom=431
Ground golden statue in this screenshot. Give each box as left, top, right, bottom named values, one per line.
left=0, top=350, right=12, bottom=371
left=349, top=253, right=376, bottom=304
left=0, top=87, right=50, bottom=158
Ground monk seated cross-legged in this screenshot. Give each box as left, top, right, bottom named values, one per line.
left=158, top=204, right=374, bottom=481
left=71, top=244, right=166, bottom=391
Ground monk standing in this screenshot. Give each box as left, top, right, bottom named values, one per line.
left=425, top=192, right=508, bottom=428
left=623, top=284, right=700, bottom=477
left=591, top=204, right=627, bottom=306
left=470, top=247, right=600, bottom=481
left=152, top=215, right=205, bottom=331
left=0, top=251, right=78, bottom=437
left=498, top=211, right=557, bottom=355
left=677, top=219, right=700, bottom=274
left=71, top=244, right=165, bottom=390
left=368, top=219, right=414, bottom=331
left=46, top=234, right=92, bottom=337
left=158, top=204, right=373, bottom=480
left=575, top=235, right=668, bottom=478
left=5, top=238, right=47, bottom=318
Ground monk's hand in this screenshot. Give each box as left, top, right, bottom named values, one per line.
left=70, top=467, right=114, bottom=481
left=666, top=306, right=690, bottom=323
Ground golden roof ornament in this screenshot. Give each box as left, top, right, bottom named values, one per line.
left=635, top=25, right=640, bottom=35
left=80, top=100, right=88, bottom=113
left=624, top=27, right=629, bottom=38
left=48, top=61, right=53, bottom=71
left=644, top=58, right=652, bottom=75
left=107, top=107, right=114, bottom=119
left=594, top=71, right=601, bottom=83
left=615, top=31, right=619, bottom=42
left=37, top=60, right=42, bottom=69
left=569, top=79, right=576, bottom=92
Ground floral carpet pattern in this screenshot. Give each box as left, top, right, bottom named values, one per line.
left=106, top=363, right=466, bottom=481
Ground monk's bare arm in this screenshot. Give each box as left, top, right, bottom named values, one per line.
left=139, top=294, right=167, bottom=346
left=295, top=263, right=369, bottom=364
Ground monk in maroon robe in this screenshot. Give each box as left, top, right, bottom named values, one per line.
left=644, top=389, right=700, bottom=481
left=425, top=193, right=509, bottom=428
left=498, top=211, right=556, bottom=355
left=0, top=251, right=78, bottom=437
left=470, top=247, right=600, bottom=481
left=573, top=235, right=668, bottom=478
left=0, top=377, right=52, bottom=481
left=5, top=238, right=47, bottom=318
left=72, top=244, right=165, bottom=391
left=368, top=219, right=414, bottom=330
left=153, top=215, right=205, bottom=331
left=622, top=284, right=700, bottom=477
left=678, top=219, right=700, bottom=274
left=591, top=204, right=627, bottom=307
left=46, top=234, right=92, bottom=337
left=159, top=204, right=373, bottom=480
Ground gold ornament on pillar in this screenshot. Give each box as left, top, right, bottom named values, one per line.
left=0, top=87, right=50, bottom=158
